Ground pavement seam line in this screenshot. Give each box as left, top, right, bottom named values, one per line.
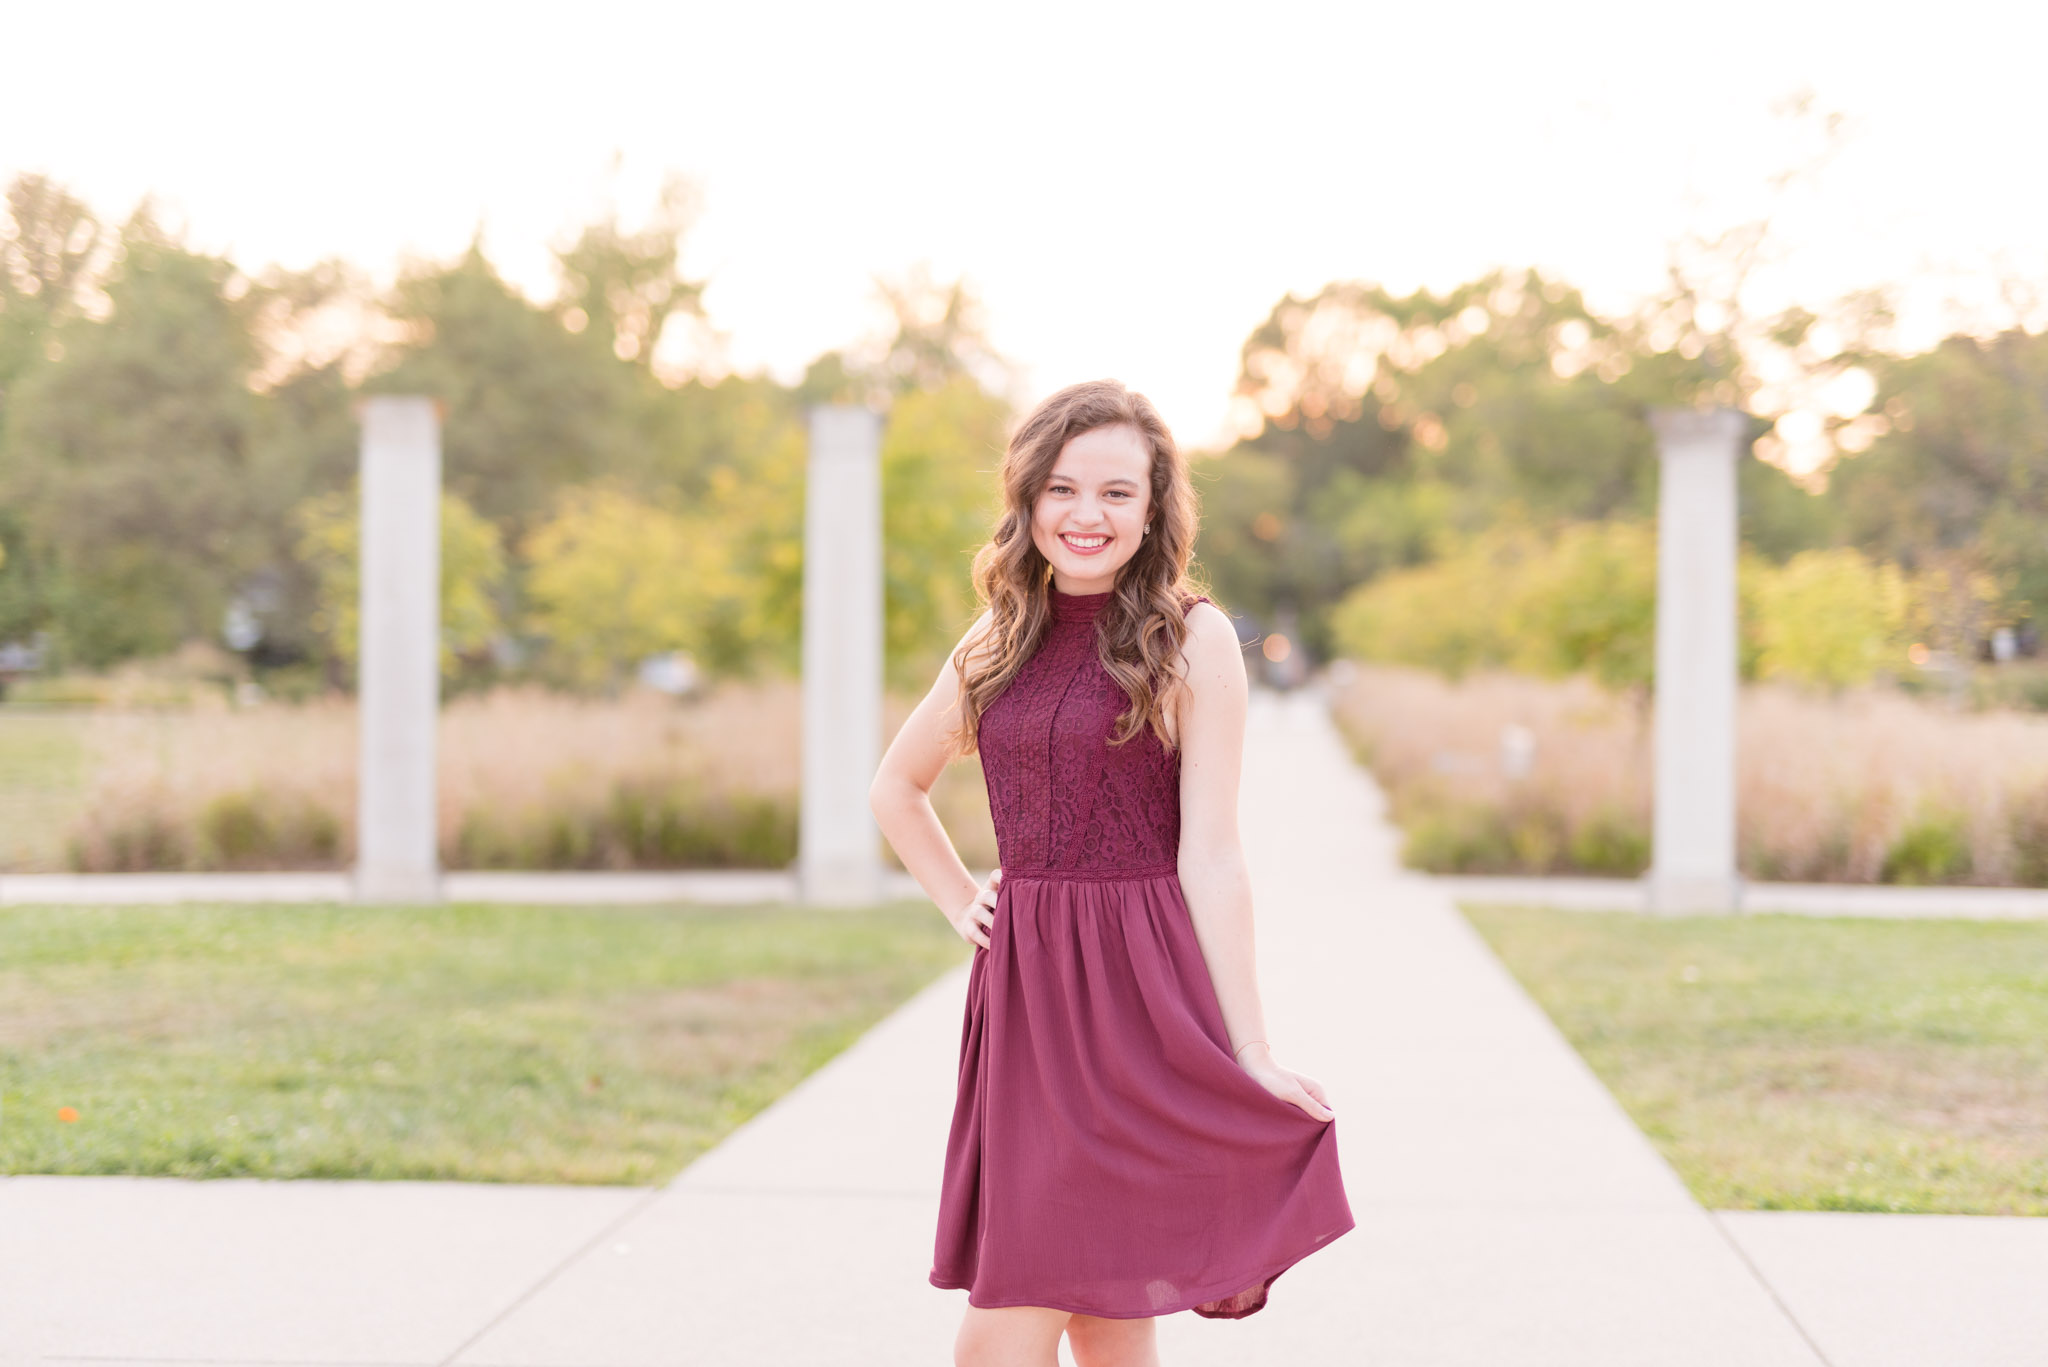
left=431, top=1185, right=670, bottom=1367
left=1706, top=1209, right=1837, bottom=1367
left=44, top=1358, right=431, bottom=1366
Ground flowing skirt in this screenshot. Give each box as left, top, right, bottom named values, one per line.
left=930, top=869, right=1353, bottom=1319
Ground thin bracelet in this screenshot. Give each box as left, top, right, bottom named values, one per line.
left=1232, top=1039, right=1268, bottom=1060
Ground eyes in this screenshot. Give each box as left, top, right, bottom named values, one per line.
left=1045, top=483, right=1133, bottom=499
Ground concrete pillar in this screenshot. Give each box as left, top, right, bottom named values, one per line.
left=1646, top=407, right=1746, bottom=914
left=800, top=406, right=886, bottom=905
left=355, top=397, right=442, bottom=903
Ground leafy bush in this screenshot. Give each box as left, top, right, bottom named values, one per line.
left=71, top=787, right=344, bottom=871
left=197, top=791, right=343, bottom=869
left=454, top=785, right=796, bottom=870
left=1745, top=823, right=1857, bottom=884
left=2006, top=787, right=2048, bottom=887
left=1880, top=806, right=1974, bottom=885
left=1567, top=806, right=1652, bottom=876
left=1395, top=790, right=1648, bottom=877
left=1336, top=522, right=1932, bottom=694
left=70, top=804, right=191, bottom=872
left=1400, top=802, right=1524, bottom=874
left=294, top=488, right=507, bottom=677
left=70, top=781, right=794, bottom=873
left=1749, top=548, right=1910, bottom=689
left=520, top=485, right=734, bottom=690
left=1334, top=520, right=1659, bottom=692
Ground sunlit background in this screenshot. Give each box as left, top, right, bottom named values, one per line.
left=3, top=0, right=2047, bottom=889
left=7, top=0, right=2045, bottom=454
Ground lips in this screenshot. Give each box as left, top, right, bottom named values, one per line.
left=1060, top=533, right=1111, bottom=555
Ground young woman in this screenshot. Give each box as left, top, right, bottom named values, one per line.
left=870, top=380, right=1353, bottom=1367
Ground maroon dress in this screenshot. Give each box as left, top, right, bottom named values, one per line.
left=930, top=586, right=1354, bottom=1319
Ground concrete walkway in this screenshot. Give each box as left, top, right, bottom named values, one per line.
left=6, top=690, right=2045, bottom=1365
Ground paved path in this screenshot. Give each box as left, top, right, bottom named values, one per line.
left=6, top=691, right=2045, bottom=1366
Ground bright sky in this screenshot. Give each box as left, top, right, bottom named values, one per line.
left=4, top=0, right=2043, bottom=453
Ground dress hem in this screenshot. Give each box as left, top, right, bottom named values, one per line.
left=928, top=1217, right=1355, bottom=1322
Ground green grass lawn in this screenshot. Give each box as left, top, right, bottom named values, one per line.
left=1, top=899, right=966, bottom=1184
left=1463, top=905, right=2048, bottom=1215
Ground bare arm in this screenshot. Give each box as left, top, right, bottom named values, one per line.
left=1175, top=601, right=1335, bottom=1122
left=869, top=611, right=1001, bottom=948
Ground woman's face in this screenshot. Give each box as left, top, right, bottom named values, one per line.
left=1029, top=423, right=1154, bottom=595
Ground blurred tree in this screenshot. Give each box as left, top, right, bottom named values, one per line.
left=1508, top=521, right=1659, bottom=692
left=1337, top=517, right=1943, bottom=695
left=0, top=507, right=50, bottom=646
left=1747, top=547, right=1908, bottom=689
left=521, top=484, right=732, bottom=689
left=293, top=486, right=507, bottom=679
left=644, top=372, right=805, bottom=507
left=1826, top=328, right=2048, bottom=635
left=1739, top=441, right=1841, bottom=561
left=1189, top=449, right=1296, bottom=631
left=772, top=276, right=1012, bottom=682
left=1330, top=524, right=1539, bottom=680
left=1903, top=550, right=2011, bottom=705
left=0, top=174, right=105, bottom=422
left=553, top=174, right=704, bottom=372
left=695, top=399, right=809, bottom=676
left=0, top=209, right=263, bottom=664
left=1214, top=265, right=1841, bottom=659
left=880, top=377, right=1007, bottom=683
left=1331, top=520, right=1658, bottom=691
left=872, top=268, right=1009, bottom=397
left=227, top=260, right=375, bottom=666
left=795, top=350, right=865, bottom=407
left=370, top=242, right=648, bottom=531
left=1221, top=271, right=1665, bottom=654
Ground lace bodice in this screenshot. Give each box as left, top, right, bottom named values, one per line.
left=977, top=588, right=1208, bottom=878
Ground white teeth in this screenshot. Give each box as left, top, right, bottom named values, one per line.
left=1063, top=535, right=1107, bottom=548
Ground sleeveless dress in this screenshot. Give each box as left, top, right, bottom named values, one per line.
left=930, top=586, right=1354, bottom=1320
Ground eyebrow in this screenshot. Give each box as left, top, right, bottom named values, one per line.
left=1047, top=472, right=1142, bottom=488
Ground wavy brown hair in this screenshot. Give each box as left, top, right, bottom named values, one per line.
left=946, top=379, right=1205, bottom=757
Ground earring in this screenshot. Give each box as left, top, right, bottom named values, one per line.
left=1144, top=525, right=1152, bottom=536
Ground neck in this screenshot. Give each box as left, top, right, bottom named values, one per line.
left=1050, top=570, right=1117, bottom=596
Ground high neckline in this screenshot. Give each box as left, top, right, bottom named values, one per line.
left=1050, top=587, right=1113, bottom=622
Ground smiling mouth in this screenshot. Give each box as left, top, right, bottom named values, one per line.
left=1060, top=533, right=1110, bottom=552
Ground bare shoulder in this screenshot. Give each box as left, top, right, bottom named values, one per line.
left=1173, top=600, right=1244, bottom=702
left=956, top=605, right=996, bottom=645
left=1181, top=600, right=1241, bottom=664
left=933, top=610, right=995, bottom=696
left=954, top=606, right=996, bottom=661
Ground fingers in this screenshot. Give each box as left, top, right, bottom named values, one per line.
left=964, top=868, right=1003, bottom=950
left=1285, top=1082, right=1335, bottom=1123
left=955, top=906, right=990, bottom=950
left=957, top=872, right=1001, bottom=950
left=1298, top=1073, right=1331, bottom=1108
left=961, top=902, right=992, bottom=950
